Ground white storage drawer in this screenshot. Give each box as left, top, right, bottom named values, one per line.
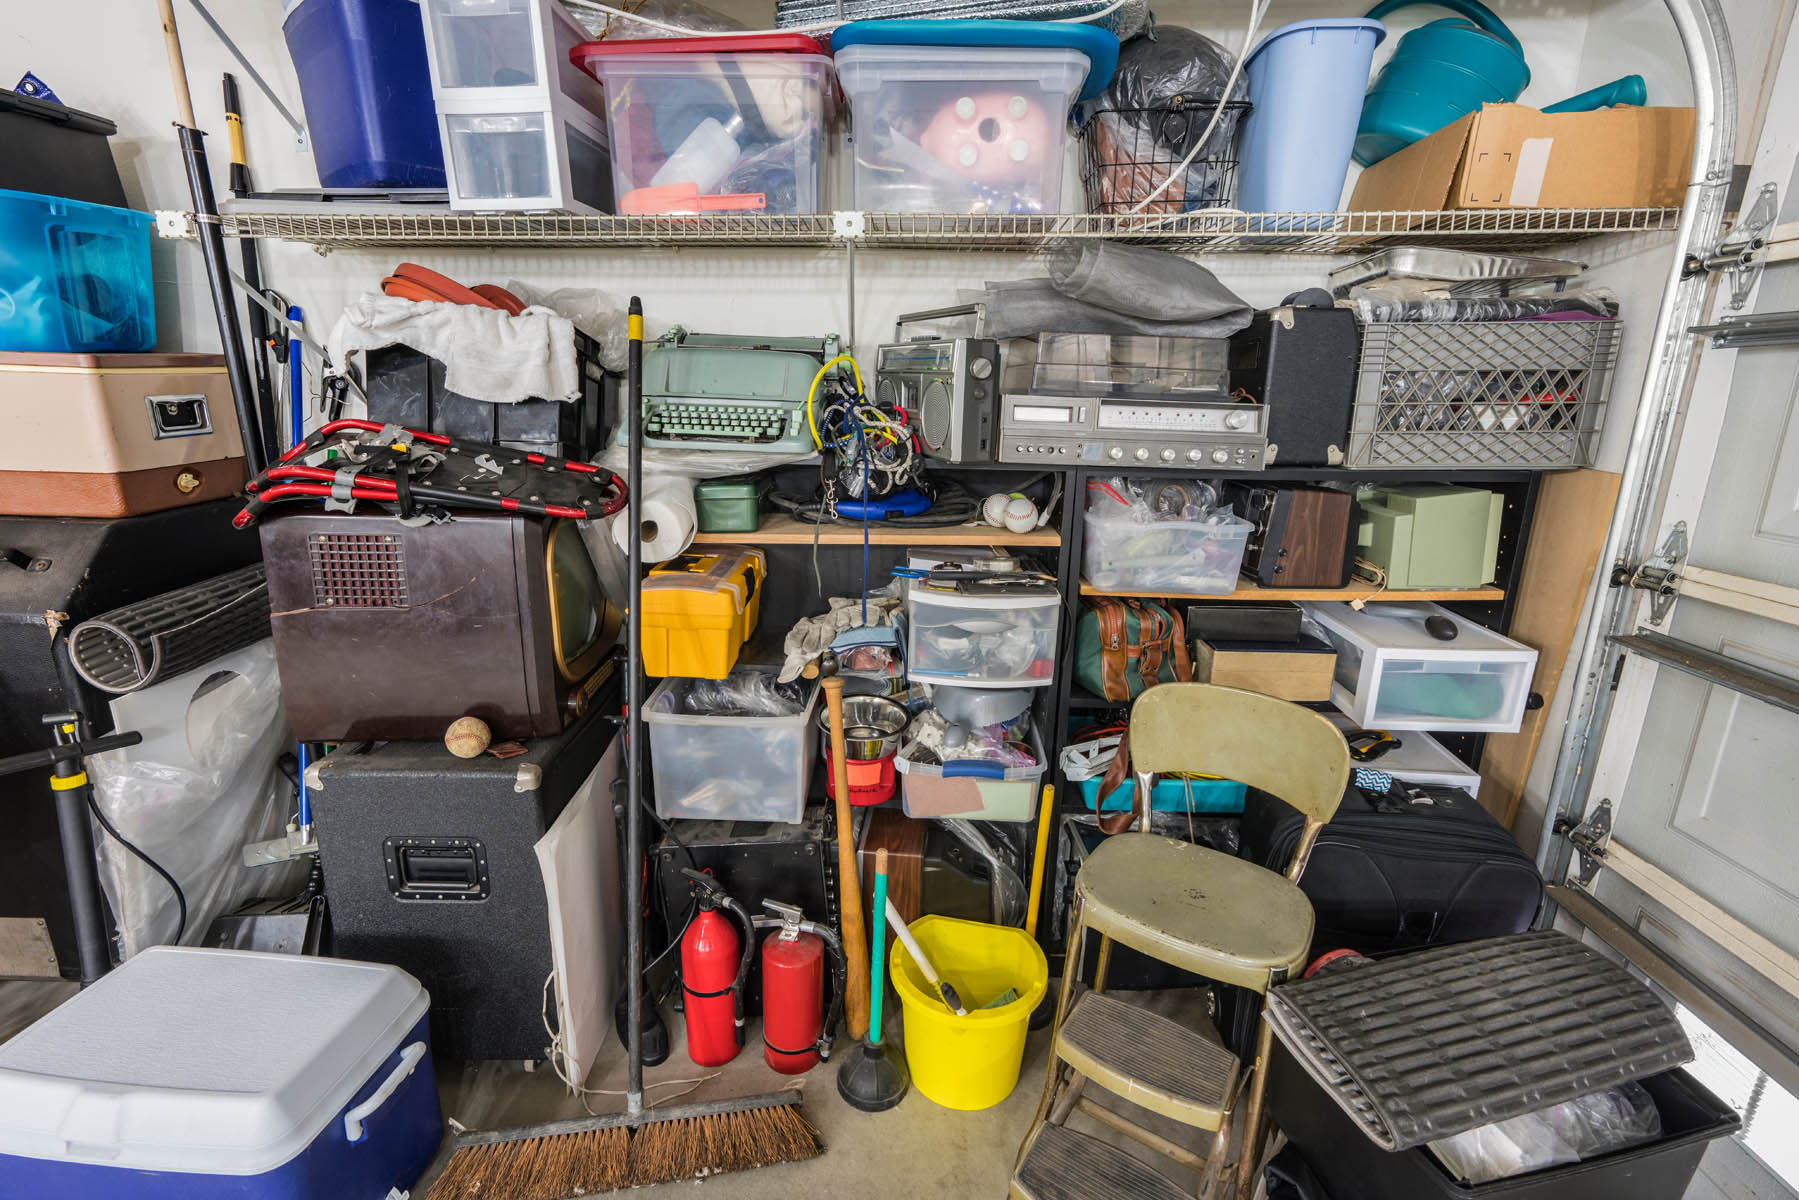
left=1324, top=714, right=1481, bottom=796
left=907, top=582, right=1059, bottom=688
left=1304, top=602, right=1537, bottom=733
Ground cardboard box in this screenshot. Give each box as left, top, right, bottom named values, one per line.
left=1191, top=635, right=1335, bottom=702
left=1350, top=103, right=1695, bottom=212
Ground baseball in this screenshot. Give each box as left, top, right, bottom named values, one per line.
left=1003, top=495, right=1038, bottom=533
left=982, top=492, right=1012, bottom=527
left=444, top=715, right=493, bottom=759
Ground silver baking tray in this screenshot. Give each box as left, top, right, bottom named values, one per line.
left=1329, top=248, right=1585, bottom=297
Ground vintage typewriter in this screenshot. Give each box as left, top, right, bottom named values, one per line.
left=619, top=328, right=842, bottom=454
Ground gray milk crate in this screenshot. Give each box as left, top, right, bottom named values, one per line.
left=1348, top=319, right=1621, bottom=470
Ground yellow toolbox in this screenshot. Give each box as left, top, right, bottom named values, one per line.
left=640, top=547, right=766, bottom=678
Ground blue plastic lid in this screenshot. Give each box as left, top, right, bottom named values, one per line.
left=831, top=20, right=1119, bottom=101
left=1246, top=17, right=1387, bottom=66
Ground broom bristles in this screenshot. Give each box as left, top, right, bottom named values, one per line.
left=424, top=1102, right=821, bottom=1198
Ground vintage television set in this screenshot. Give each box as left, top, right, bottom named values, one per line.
left=261, top=509, right=621, bottom=741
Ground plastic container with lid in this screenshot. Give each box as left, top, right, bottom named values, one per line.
left=0, top=189, right=154, bottom=354
left=645, top=671, right=818, bottom=823
left=1304, top=601, right=1538, bottom=733
left=283, top=0, right=447, bottom=189
left=832, top=20, right=1120, bottom=214
left=907, top=579, right=1060, bottom=688
left=1082, top=509, right=1253, bottom=595
left=0, top=946, right=440, bottom=1199
left=897, top=722, right=1046, bottom=822
left=570, top=35, right=835, bottom=215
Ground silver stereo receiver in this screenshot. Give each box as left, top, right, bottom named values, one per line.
left=998, top=394, right=1270, bottom=469
left=874, top=337, right=1000, bottom=464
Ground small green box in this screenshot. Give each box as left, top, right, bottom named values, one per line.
left=1356, top=485, right=1503, bottom=590
left=694, top=480, right=763, bottom=533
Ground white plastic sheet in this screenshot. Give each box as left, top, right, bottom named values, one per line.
left=87, top=641, right=303, bottom=958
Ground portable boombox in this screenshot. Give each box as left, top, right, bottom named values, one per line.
left=874, top=338, right=1001, bottom=463
left=261, top=510, right=622, bottom=741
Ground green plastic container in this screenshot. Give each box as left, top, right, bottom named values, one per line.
left=694, top=480, right=762, bottom=533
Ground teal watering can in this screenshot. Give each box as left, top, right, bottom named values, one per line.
left=1354, top=0, right=1647, bottom=166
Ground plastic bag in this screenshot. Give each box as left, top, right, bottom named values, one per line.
left=683, top=669, right=807, bottom=717
left=87, top=640, right=304, bottom=957
left=504, top=280, right=630, bottom=373
left=1427, top=1081, right=1664, bottom=1185
left=1349, top=285, right=1619, bottom=324
left=936, top=819, right=1027, bottom=927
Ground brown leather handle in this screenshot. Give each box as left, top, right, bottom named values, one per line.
left=1095, top=727, right=1141, bottom=836
left=823, top=675, right=871, bottom=1039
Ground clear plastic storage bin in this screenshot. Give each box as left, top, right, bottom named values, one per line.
left=1083, top=510, right=1252, bottom=595
left=570, top=35, right=834, bottom=215
left=832, top=19, right=1117, bottom=214
left=897, top=723, right=1046, bottom=821
left=907, top=582, right=1059, bottom=687
left=0, top=189, right=154, bottom=354
left=1305, top=602, right=1538, bottom=733
left=644, top=671, right=818, bottom=823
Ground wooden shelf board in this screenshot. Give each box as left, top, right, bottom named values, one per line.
left=1077, top=579, right=1504, bottom=603
left=691, top=514, right=1060, bottom=547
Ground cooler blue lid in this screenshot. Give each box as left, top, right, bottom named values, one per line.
left=831, top=20, right=1120, bottom=101
left=1246, top=18, right=1386, bottom=67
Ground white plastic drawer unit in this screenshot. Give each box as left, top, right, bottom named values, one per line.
left=907, top=581, right=1060, bottom=688
left=1304, top=601, right=1538, bottom=733
left=1324, top=713, right=1482, bottom=796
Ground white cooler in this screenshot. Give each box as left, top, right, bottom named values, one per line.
left=0, top=947, right=440, bottom=1200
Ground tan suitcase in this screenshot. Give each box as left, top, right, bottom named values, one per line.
left=0, top=352, right=247, bottom=517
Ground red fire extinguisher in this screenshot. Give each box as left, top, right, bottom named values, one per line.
left=755, top=899, right=845, bottom=1075
left=678, top=870, right=755, bottom=1068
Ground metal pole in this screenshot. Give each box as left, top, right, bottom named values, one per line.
left=625, top=297, right=646, bottom=1115
left=160, top=0, right=269, bottom=476
left=1535, top=0, right=1737, bottom=883
left=224, top=73, right=281, bottom=466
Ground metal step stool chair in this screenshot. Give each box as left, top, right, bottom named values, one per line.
left=1011, top=683, right=1348, bottom=1200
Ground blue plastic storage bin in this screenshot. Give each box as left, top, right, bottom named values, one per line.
left=1077, top=775, right=1247, bottom=815
left=1236, top=19, right=1386, bottom=212
left=0, top=947, right=441, bottom=1200
left=0, top=188, right=154, bottom=353
left=283, top=0, right=446, bottom=189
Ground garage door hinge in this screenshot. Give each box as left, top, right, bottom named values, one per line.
left=1683, top=183, right=1778, bottom=310
left=1609, top=523, right=1687, bottom=625
left=1553, top=798, right=1613, bottom=887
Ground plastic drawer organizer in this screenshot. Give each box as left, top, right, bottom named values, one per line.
left=645, top=671, right=819, bottom=823
left=907, top=581, right=1060, bottom=687
left=1305, top=601, right=1538, bottom=733
left=1349, top=319, right=1620, bottom=470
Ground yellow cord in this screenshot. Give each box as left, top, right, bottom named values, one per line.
left=805, top=354, right=864, bottom=450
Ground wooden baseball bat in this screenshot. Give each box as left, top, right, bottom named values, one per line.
left=821, top=667, right=871, bottom=1040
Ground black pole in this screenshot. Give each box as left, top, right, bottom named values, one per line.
left=177, top=125, right=268, bottom=477
left=46, top=716, right=112, bottom=985
left=223, top=74, right=280, bottom=466
left=625, top=298, right=645, bottom=1113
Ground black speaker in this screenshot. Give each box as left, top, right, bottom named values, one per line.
left=311, top=696, right=620, bottom=1061
left=0, top=501, right=258, bottom=973
left=1228, top=302, right=1361, bottom=467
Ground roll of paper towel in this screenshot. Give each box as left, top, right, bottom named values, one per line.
left=612, top=475, right=697, bottom=562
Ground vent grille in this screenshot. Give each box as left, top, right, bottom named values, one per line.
left=308, top=533, right=408, bottom=608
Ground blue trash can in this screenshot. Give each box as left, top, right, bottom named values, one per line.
left=1236, top=18, right=1386, bottom=213
left=282, top=0, right=446, bottom=190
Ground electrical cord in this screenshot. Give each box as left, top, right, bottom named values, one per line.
left=84, top=790, right=188, bottom=944
left=769, top=478, right=982, bottom=526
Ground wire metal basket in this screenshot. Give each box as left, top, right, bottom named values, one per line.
left=1080, top=99, right=1250, bottom=215
left=1348, top=320, right=1622, bottom=470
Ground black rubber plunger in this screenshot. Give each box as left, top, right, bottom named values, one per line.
left=837, top=1036, right=909, bottom=1112
left=837, top=847, right=909, bottom=1111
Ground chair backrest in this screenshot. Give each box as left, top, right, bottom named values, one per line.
left=1130, top=683, right=1350, bottom=842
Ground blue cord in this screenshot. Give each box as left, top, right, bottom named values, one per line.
left=860, top=428, right=870, bottom=626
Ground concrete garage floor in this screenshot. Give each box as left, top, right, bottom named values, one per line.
left=427, top=988, right=1247, bottom=1199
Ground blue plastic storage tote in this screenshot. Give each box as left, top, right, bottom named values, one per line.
left=1237, top=19, right=1386, bottom=212
left=0, top=188, right=154, bottom=353
left=0, top=947, right=441, bottom=1200
left=284, top=0, right=446, bottom=189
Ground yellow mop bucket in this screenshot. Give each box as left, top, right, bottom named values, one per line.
left=889, top=915, right=1049, bottom=1110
